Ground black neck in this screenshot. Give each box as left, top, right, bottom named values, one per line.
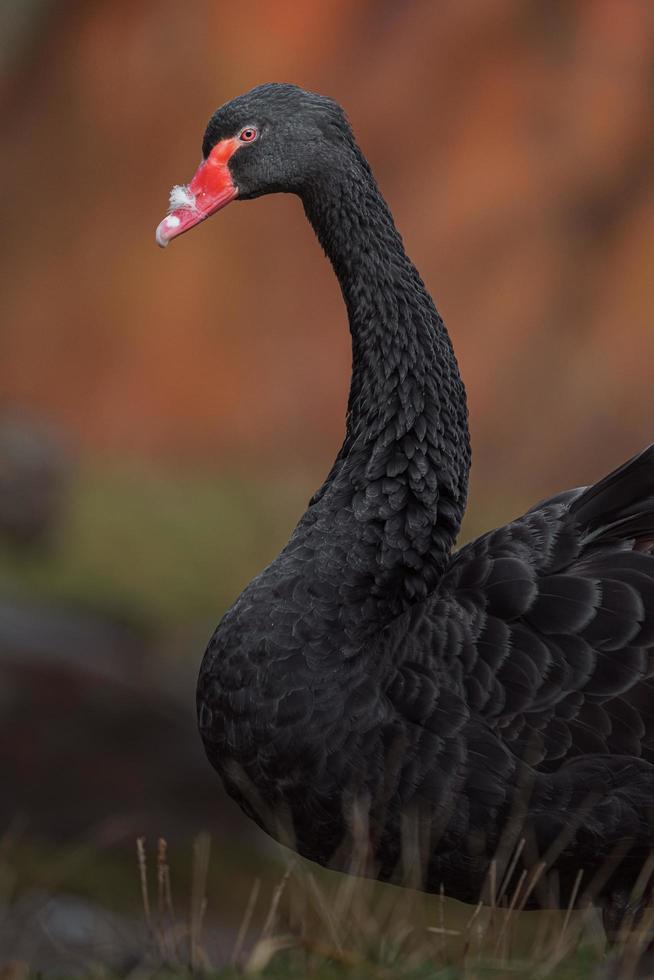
left=294, top=152, right=470, bottom=621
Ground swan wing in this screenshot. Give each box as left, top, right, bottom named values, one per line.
left=435, top=444, right=654, bottom=769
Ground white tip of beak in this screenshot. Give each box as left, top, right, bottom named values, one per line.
left=155, top=214, right=181, bottom=248
left=155, top=226, right=169, bottom=248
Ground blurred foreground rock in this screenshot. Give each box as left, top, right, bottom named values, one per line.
left=0, top=891, right=143, bottom=976
left=0, top=596, right=243, bottom=843
left=0, top=889, right=234, bottom=976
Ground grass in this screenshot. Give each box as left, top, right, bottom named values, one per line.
left=6, top=833, right=653, bottom=980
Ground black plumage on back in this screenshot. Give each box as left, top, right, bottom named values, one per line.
left=159, top=84, right=654, bottom=925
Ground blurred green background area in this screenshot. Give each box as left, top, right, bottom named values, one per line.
left=1, top=0, right=654, bottom=973
left=0, top=461, right=313, bottom=633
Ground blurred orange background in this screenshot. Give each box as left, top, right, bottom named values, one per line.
left=4, top=0, right=654, bottom=501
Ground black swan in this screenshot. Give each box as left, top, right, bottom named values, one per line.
left=157, top=83, right=654, bottom=929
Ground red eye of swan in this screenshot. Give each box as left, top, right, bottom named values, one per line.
left=239, top=127, right=258, bottom=143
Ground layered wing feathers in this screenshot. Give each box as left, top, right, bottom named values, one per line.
left=434, top=445, right=654, bottom=769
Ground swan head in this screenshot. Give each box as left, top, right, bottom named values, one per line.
left=156, top=83, right=356, bottom=247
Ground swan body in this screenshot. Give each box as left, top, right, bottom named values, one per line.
left=158, top=84, right=654, bottom=916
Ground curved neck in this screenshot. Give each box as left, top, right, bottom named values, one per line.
left=295, top=155, right=470, bottom=621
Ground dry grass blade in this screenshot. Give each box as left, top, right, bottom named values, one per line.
left=137, top=836, right=175, bottom=963
left=136, top=837, right=152, bottom=934
left=157, top=837, right=172, bottom=919
left=531, top=871, right=587, bottom=978
left=305, top=872, right=343, bottom=954
left=430, top=881, right=446, bottom=959
left=496, top=838, right=525, bottom=907
left=616, top=849, right=654, bottom=948
left=245, top=935, right=293, bottom=975
left=246, top=869, right=294, bottom=975
left=231, top=876, right=261, bottom=967
left=189, top=831, right=211, bottom=971
left=331, top=796, right=375, bottom=936
left=460, top=899, right=484, bottom=963
left=488, top=859, right=497, bottom=909
left=618, top=902, right=654, bottom=978
left=260, top=866, right=291, bottom=943
left=157, top=837, right=167, bottom=918
left=580, top=839, right=633, bottom=910
left=517, top=861, right=547, bottom=913
left=156, top=836, right=181, bottom=964
left=332, top=857, right=364, bottom=936
left=494, top=867, right=527, bottom=955
left=556, top=868, right=584, bottom=953
left=485, top=858, right=498, bottom=950
left=630, top=849, right=654, bottom=910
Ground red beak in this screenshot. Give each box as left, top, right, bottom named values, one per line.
left=156, top=137, right=240, bottom=247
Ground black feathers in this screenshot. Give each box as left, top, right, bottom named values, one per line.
left=527, top=575, right=599, bottom=634
left=191, top=84, right=654, bottom=913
